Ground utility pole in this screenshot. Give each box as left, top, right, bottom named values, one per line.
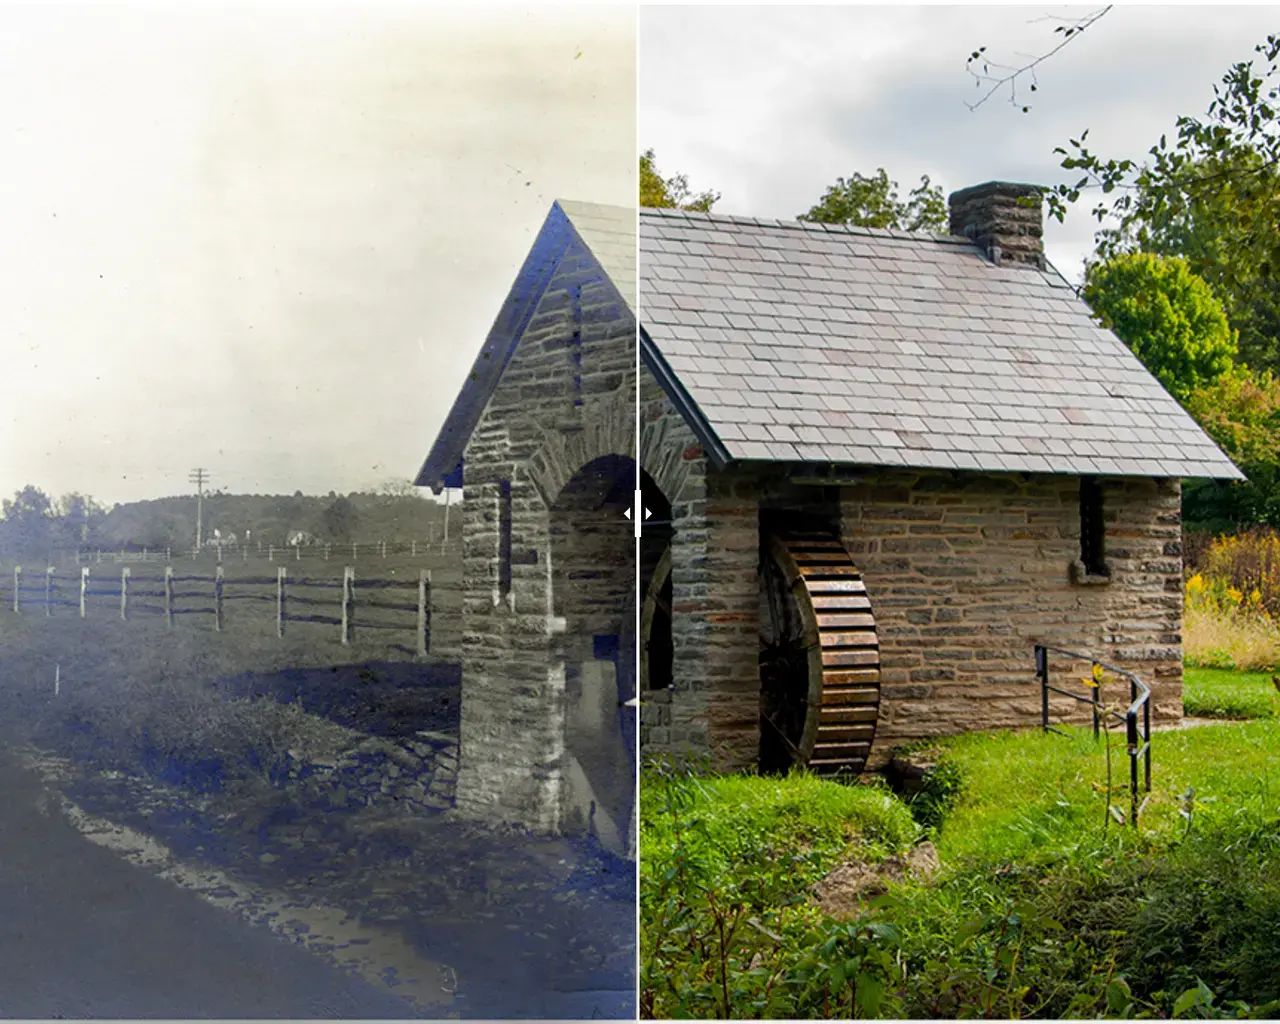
left=188, top=468, right=209, bottom=552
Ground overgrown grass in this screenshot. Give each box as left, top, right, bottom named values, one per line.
left=1184, top=603, right=1280, bottom=671
left=640, top=760, right=919, bottom=1019
left=1183, top=666, right=1280, bottom=719
left=641, top=722, right=1280, bottom=1019
left=0, top=578, right=458, bottom=793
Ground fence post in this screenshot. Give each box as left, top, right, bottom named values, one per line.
left=276, top=567, right=287, bottom=639
left=216, top=543, right=222, bottom=565
left=12, top=566, right=20, bottom=614
left=214, top=566, right=224, bottom=632
left=120, top=567, right=130, bottom=621
left=268, top=544, right=274, bottom=563
left=351, top=542, right=357, bottom=562
left=411, top=540, right=416, bottom=558
left=341, top=566, right=354, bottom=645
left=165, top=566, right=174, bottom=628
left=381, top=539, right=386, bottom=559
left=45, top=566, right=54, bottom=617
left=417, top=569, right=430, bottom=657
left=166, top=546, right=171, bottom=562
left=80, top=567, right=88, bottom=618
left=324, top=543, right=331, bottom=561
left=295, top=543, right=301, bottom=562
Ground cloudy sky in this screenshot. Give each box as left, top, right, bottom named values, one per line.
left=639, top=4, right=1276, bottom=282
left=0, top=3, right=635, bottom=506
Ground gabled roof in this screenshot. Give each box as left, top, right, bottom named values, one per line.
left=415, top=200, right=636, bottom=493
left=639, top=207, right=1242, bottom=480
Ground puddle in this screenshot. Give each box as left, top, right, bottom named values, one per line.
left=19, top=750, right=457, bottom=1014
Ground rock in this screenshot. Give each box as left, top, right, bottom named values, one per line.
left=813, top=842, right=941, bottom=921
left=259, top=852, right=279, bottom=864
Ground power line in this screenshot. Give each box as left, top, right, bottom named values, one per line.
left=188, top=468, right=209, bottom=551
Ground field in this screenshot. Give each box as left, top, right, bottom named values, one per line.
left=641, top=698, right=1280, bottom=1019
left=0, top=549, right=463, bottom=789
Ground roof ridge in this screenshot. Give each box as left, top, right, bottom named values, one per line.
left=639, top=204, right=975, bottom=246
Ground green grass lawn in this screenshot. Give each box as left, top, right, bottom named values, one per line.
left=1183, top=666, right=1280, bottom=719
left=641, top=719, right=1280, bottom=1020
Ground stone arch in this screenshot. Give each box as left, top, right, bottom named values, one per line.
left=526, top=391, right=636, bottom=511
left=640, top=413, right=696, bottom=507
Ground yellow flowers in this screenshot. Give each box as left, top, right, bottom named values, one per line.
left=1081, top=662, right=1109, bottom=690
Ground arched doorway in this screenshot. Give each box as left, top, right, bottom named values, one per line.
left=758, top=522, right=882, bottom=778
left=549, top=454, right=636, bottom=855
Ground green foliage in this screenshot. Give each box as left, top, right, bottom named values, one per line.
left=798, top=168, right=948, bottom=232
left=1182, top=667, right=1280, bottom=719
left=1083, top=252, right=1236, bottom=403
left=320, top=496, right=360, bottom=544
left=639, top=148, right=719, bottom=212
left=641, top=724, right=1280, bottom=1019
left=639, top=758, right=918, bottom=1019
left=1184, top=366, right=1280, bottom=529
left=1049, top=34, right=1280, bottom=373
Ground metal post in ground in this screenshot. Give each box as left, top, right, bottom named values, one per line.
left=120, top=567, right=130, bottom=621
left=80, top=568, right=88, bottom=618
left=45, top=567, right=54, bottom=616
left=12, top=566, right=20, bottom=614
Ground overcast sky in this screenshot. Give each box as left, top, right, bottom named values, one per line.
left=639, top=4, right=1276, bottom=283
left=0, top=3, right=635, bottom=507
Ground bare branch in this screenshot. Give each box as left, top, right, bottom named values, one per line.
left=966, top=6, right=1113, bottom=113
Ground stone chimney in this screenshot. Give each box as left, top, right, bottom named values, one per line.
left=948, top=181, right=1046, bottom=270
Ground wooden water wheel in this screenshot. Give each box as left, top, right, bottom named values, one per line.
left=759, top=529, right=881, bottom=777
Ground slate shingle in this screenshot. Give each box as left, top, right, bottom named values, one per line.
left=640, top=207, right=1241, bottom=480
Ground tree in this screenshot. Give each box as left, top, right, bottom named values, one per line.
left=321, top=497, right=359, bottom=544
left=56, top=492, right=107, bottom=548
left=1184, top=366, right=1280, bottom=529
left=798, top=168, right=948, bottom=232
left=639, top=149, right=720, bottom=212
left=1047, top=33, right=1280, bottom=306
left=964, top=7, right=1113, bottom=113
left=1087, top=150, right=1280, bottom=374
left=1083, top=253, right=1236, bottom=403
left=0, top=485, right=56, bottom=555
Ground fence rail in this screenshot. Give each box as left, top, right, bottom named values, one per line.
left=9, top=563, right=432, bottom=655
left=1035, top=644, right=1152, bottom=828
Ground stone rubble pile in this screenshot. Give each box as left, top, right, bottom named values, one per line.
left=283, top=729, right=459, bottom=814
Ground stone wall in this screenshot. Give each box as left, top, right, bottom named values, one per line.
left=455, top=233, right=636, bottom=835
left=637, top=420, right=1185, bottom=771
left=839, top=469, right=1183, bottom=763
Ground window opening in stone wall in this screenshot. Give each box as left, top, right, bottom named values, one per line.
left=498, top=479, right=513, bottom=601
left=1080, top=475, right=1108, bottom=577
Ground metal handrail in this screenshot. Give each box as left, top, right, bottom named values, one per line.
left=1035, top=644, right=1153, bottom=827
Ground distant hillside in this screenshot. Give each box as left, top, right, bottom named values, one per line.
left=96, top=491, right=458, bottom=550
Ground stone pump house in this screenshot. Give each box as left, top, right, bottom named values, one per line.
left=637, top=181, right=1240, bottom=778
left=417, top=200, right=640, bottom=855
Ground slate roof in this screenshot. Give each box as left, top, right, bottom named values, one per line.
left=416, top=199, right=636, bottom=492
left=559, top=199, right=637, bottom=313
left=640, top=207, right=1242, bottom=480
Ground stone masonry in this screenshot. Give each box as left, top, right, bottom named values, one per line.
left=456, top=233, right=636, bottom=836
left=638, top=369, right=1185, bottom=772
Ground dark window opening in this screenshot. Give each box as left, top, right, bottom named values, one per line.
left=498, top=479, right=513, bottom=600
left=1080, top=475, right=1108, bottom=577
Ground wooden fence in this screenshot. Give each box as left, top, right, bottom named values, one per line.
left=9, top=564, right=432, bottom=656
left=67, top=538, right=462, bottom=568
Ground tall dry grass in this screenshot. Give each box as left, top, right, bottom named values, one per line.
left=1184, top=530, right=1280, bottom=671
